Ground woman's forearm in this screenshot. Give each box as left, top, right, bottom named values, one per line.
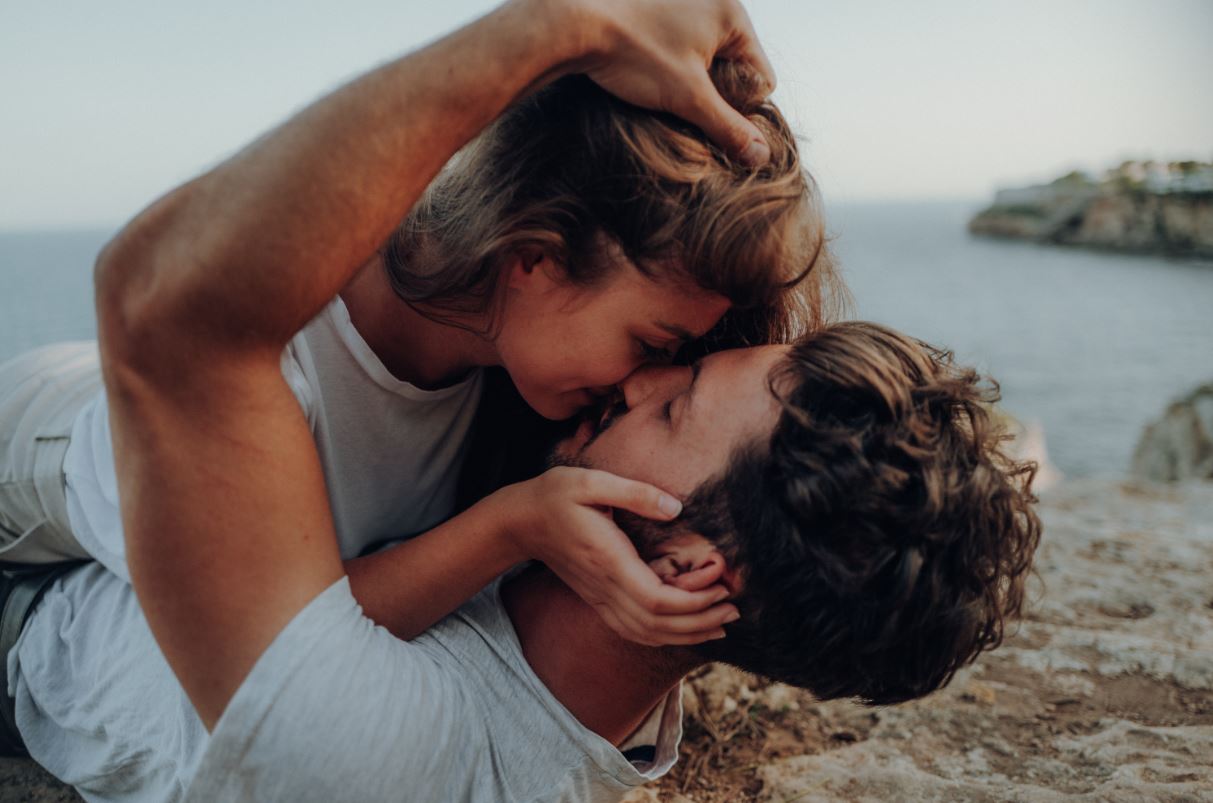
left=344, top=497, right=524, bottom=640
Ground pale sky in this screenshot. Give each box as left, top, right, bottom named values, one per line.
left=2, top=0, right=1210, bottom=229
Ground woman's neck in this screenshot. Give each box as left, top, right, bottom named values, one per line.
left=339, top=257, right=499, bottom=389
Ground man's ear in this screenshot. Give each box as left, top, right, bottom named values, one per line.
left=666, top=550, right=727, bottom=592
left=650, top=533, right=742, bottom=596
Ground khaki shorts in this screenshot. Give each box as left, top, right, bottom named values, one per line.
left=0, top=343, right=100, bottom=564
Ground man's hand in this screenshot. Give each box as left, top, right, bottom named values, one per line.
left=498, top=466, right=739, bottom=647
left=563, top=0, right=777, bottom=165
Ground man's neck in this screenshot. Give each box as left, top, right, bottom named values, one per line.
left=501, top=566, right=701, bottom=746
left=340, top=257, right=498, bottom=389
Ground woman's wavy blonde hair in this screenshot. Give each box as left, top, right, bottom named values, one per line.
left=382, top=62, right=841, bottom=349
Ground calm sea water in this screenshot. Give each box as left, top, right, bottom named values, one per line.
left=0, top=228, right=110, bottom=359
left=832, top=201, right=1213, bottom=479
left=2, top=204, right=1211, bottom=478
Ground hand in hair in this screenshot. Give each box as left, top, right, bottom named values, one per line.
left=565, top=0, right=777, bottom=165
left=494, top=465, right=738, bottom=646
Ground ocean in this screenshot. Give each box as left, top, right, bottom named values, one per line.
left=2, top=203, right=1211, bottom=479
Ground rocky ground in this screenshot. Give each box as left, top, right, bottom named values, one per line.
left=626, top=479, right=1213, bottom=802
left=5, top=479, right=1212, bottom=801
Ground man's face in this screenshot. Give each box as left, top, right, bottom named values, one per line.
left=554, top=345, right=790, bottom=498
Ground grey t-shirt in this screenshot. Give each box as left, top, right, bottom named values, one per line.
left=10, top=564, right=682, bottom=803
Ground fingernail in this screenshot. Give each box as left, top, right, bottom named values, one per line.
left=659, top=494, right=682, bottom=518
left=713, top=630, right=728, bottom=640
left=740, top=137, right=770, bottom=167
left=725, top=610, right=741, bottom=623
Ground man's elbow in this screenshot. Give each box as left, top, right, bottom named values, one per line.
left=93, top=187, right=197, bottom=378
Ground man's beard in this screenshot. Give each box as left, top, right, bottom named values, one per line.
left=545, top=451, right=590, bottom=471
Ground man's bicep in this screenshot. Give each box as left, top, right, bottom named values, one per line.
left=105, top=351, right=344, bottom=728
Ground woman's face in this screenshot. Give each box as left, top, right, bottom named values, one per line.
left=494, top=248, right=732, bottom=420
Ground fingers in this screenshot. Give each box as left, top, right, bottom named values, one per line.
left=687, top=2, right=776, bottom=165
left=605, top=557, right=739, bottom=644
left=615, top=600, right=740, bottom=647
left=665, top=560, right=725, bottom=592
left=720, top=3, right=776, bottom=96
left=677, top=72, right=769, bottom=167
left=598, top=594, right=738, bottom=647
left=579, top=558, right=742, bottom=646
left=632, top=574, right=730, bottom=616
left=566, top=468, right=682, bottom=520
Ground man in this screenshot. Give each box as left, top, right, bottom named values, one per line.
left=10, top=322, right=1039, bottom=801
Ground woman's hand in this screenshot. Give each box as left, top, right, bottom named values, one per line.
left=497, top=466, right=739, bottom=647
left=558, top=0, right=777, bottom=165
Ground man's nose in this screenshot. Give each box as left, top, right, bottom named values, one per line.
left=620, top=364, right=690, bottom=409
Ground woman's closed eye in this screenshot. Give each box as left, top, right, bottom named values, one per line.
left=636, top=339, right=676, bottom=364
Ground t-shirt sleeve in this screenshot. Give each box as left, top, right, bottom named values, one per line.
left=279, top=343, right=318, bottom=428
left=62, top=348, right=317, bottom=584
left=183, top=577, right=482, bottom=803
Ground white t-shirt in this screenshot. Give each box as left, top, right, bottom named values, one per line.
left=62, top=297, right=484, bottom=580
left=9, top=563, right=682, bottom=803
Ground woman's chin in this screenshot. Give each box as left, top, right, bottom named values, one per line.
left=526, top=388, right=590, bottom=421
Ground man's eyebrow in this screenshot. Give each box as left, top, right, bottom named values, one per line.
left=682, top=358, right=703, bottom=425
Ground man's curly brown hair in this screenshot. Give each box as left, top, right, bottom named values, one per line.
left=681, top=321, right=1042, bottom=704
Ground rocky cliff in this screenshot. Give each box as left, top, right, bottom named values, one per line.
left=969, top=166, right=1213, bottom=259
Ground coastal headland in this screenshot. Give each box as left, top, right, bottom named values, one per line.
left=969, top=160, right=1213, bottom=259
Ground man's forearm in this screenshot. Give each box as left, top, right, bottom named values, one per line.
left=97, top=0, right=775, bottom=728
left=95, top=0, right=594, bottom=727
left=96, top=0, right=585, bottom=375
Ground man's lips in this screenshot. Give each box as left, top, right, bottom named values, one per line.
left=597, top=394, right=627, bottom=432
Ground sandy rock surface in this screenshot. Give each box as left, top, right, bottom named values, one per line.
left=5, top=480, right=1211, bottom=801
left=630, top=479, right=1213, bottom=802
